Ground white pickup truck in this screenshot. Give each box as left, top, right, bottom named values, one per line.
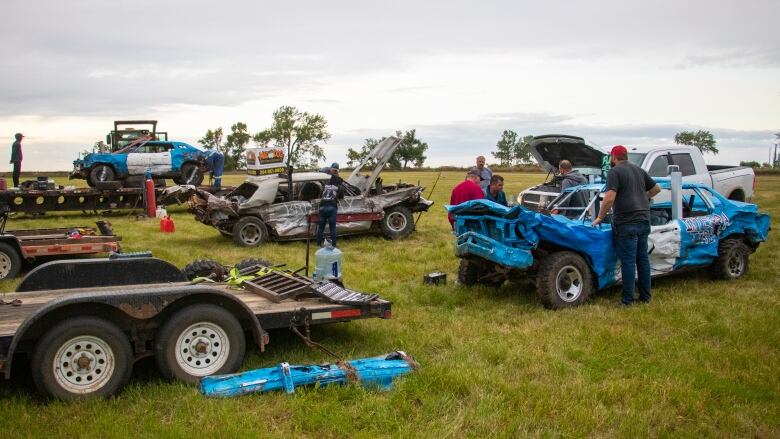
left=519, top=134, right=755, bottom=210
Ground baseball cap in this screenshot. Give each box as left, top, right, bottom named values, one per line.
left=330, top=162, right=339, bottom=170
left=610, top=145, right=627, bottom=157
left=466, top=167, right=482, bottom=179
left=15, top=133, right=24, bottom=139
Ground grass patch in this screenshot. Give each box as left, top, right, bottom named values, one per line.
left=0, top=172, right=777, bottom=437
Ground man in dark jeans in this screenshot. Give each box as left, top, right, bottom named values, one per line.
left=10, top=133, right=23, bottom=187
left=316, top=162, right=343, bottom=247
left=592, top=145, right=661, bottom=305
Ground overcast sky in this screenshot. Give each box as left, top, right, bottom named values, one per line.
left=1, top=0, right=778, bottom=171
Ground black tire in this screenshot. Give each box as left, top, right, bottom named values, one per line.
left=177, top=163, right=204, bottom=186
left=380, top=206, right=414, bottom=239
left=536, top=251, right=593, bottom=309
left=88, top=164, right=116, bottom=187
left=182, top=259, right=225, bottom=281
left=234, top=258, right=272, bottom=272
left=154, top=304, right=246, bottom=384
left=31, top=316, right=132, bottom=399
left=457, top=258, right=505, bottom=288
left=711, top=238, right=751, bottom=280
left=232, top=216, right=269, bottom=247
left=0, top=242, right=22, bottom=280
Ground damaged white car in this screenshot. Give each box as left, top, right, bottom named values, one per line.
left=178, top=137, right=434, bottom=246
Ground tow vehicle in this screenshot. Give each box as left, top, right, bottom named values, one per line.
left=105, top=120, right=168, bottom=152
left=449, top=168, right=770, bottom=309
left=0, top=256, right=391, bottom=399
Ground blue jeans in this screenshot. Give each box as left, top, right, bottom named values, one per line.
left=316, top=204, right=338, bottom=247
left=613, top=222, right=651, bottom=304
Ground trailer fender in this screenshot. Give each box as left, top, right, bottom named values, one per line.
left=3, top=285, right=266, bottom=379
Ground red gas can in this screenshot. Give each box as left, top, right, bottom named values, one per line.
left=160, top=216, right=175, bottom=233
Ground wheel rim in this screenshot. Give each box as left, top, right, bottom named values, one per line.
left=174, top=322, right=230, bottom=377
left=727, top=250, right=745, bottom=277
left=183, top=167, right=198, bottom=185
left=0, top=252, right=12, bottom=278
left=386, top=211, right=408, bottom=232
left=239, top=223, right=263, bottom=245
left=96, top=167, right=111, bottom=182
left=53, top=335, right=115, bottom=394
left=555, top=265, right=583, bottom=302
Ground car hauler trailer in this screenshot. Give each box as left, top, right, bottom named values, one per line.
left=0, top=257, right=391, bottom=399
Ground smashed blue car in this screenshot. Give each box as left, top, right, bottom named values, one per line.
left=447, top=179, right=770, bottom=309
left=71, top=140, right=208, bottom=187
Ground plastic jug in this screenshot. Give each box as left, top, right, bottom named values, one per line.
left=160, top=216, right=175, bottom=233
left=313, top=241, right=343, bottom=282
left=155, top=206, right=167, bottom=218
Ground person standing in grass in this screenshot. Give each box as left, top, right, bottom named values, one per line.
left=316, top=162, right=344, bottom=247
left=10, top=133, right=23, bottom=188
left=592, top=145, right=661, bottom=305
left=475, top=155, right=492, bottom=194
left=485, top=175, right=508, bottom=206
left=448, top=167, right=485, bottom=229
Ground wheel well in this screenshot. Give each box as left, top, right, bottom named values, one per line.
left=535, top=243, right=598, bottom=285
left=728, top=189, right=745, bottom=201
left=89, top=163, right=118, bottom=177
left=0, top=237, right=23, bottom=258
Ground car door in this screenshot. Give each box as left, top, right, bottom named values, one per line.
left=147, top=143, right=174, bottom=174
left=125, top=144, right=151, bottom=175
left=676, top=187, right=726, bottom=267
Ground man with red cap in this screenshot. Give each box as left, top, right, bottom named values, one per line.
left=10, top=133, right=23, bottom=188
left=593, top=145, right=661, bottom=305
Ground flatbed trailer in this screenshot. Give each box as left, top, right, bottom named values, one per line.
left=0, top=257, right=390, bottom=399
left=0, top=215, right=121, bottom=279
left=0, top=185, right=230, bottom=215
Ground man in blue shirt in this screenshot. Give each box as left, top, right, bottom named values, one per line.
left=485, top=175, right=507, bottom=206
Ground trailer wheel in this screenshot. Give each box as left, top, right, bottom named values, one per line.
left=31, top=317, right=132, bottom=399
left=176, top=163, right=204, bottom=186
left=536, top=251, right=593, bottom=309
left=711, top=238, right=750, bottom=280
left=0, top=242, right=22, bottom=280
left=457, top=258, right=505, bottom=288
left=88, top=165, right=116, bottom=186
left=232, top=216, right=269, bottom=247
left=183, top=259, right=225, bottom=281
left=155, top=304, right=245, bottom=383
left=380, top=206, right=414, bottom=239
left=234, top=258, right=272, bottom=272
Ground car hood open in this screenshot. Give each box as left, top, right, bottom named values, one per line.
left=346, top=136, right=402, bottom=194
left=529, top=135, right=606, bottom=173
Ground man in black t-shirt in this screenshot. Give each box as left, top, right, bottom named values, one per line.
left=316, top=162, right=344, bottom=247
left=592, top=145, right=661, bottom=305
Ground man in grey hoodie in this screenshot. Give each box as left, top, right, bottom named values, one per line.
left=554, top=160, right=588, bottom=218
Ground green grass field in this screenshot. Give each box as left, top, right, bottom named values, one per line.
left=0, top=171, right=777, bottom=437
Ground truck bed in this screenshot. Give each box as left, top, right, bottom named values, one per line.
left=0, top=282, right=389, bottom=339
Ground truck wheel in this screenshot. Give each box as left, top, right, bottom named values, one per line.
left=88, top=165, right=116, bottom=186
left=178, top=163, right=204, bottom=186
left=380, top=206, right=414, bottom=239
left=0, top=242, right=22, bottom=279
left=183, top=259, right=225, bottom=281
left=232, top=217, right=268, bottom=247
left=536, top=251, right=593, bottom=309
left=711, top=239, right=750, bottom=280
left=457, top=258, right=505, bottom=288
left=31, top=317, right=132, bottom=399
left=154, top=304, right=245, bottom=383
left=234, top=258, right=272, bottom=272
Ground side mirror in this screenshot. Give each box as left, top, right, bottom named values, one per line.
left=106, top=134, right=112, bottom=145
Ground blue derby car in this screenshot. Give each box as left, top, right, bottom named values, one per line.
left=71, top=140, right=208, bottom=187
left=447, top=177, right=770, bottom=309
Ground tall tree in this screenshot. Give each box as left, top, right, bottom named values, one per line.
left=253, top=106, right=331, bottom=169
left=226, top=122, right=251, bottom=170
left=198, top=127, right=238, bottom=169
left=674, top=130, right=718, bottom=155
left=513, top=134, right=534, bottom=165
left=493, top=130, right=518, bottom=166
left=392, top=129, right=428, bottom=169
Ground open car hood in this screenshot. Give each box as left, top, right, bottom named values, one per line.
left=529, top=135, right=605, bottom=173
left=347, top=136, right=402, bottom=194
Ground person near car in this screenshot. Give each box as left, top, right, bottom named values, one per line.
left=316, top=162, right=344, bottom=247
left=475, top=155, right=492, bottom=194
left=10, top=133, right=23, bottom=188
left=485, top=174, right=508, bottom=206
left=448, top=167, right=486, bottom=229
left=592, top=145, right=661, bottom=305
left=204, top=149, right=225, bottom=187
left=552, top=159, right=588, bottom=218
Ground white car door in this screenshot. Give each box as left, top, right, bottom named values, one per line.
left=125, top=143, right=172, bottom=175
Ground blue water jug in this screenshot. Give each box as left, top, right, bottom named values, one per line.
left=313, top=241, right=343, bottom=282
